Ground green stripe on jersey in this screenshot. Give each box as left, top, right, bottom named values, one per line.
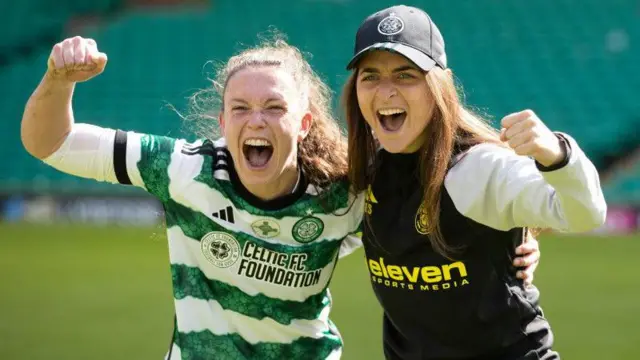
left=175, top=329, right=341, bottom=360
left=172, top=264, right=330, bottom=325
left=137, top=134, right=176, bottom=201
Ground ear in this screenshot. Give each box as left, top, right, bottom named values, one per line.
left=218, top=111, right=225, bottom=133
left=297, top=112, right=313, bottom=142
left=444, top=68, right=453, bottom=77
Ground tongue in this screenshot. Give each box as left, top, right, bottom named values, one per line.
left=247, top=146, right=272, bottom=167
left=380, top=113, right=405, bottom=131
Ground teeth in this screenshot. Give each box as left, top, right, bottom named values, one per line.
left=378, top=108, right=406, bottom=116
left=244, top=138, right=272, bottom=147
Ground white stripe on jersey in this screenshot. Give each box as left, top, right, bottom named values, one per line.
left=174, top=296, right=332, bottom=344
left=326, top=349, right=342, bottom=360
left=165, top=343, right=181, bottom=360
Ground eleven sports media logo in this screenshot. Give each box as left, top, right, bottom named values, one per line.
left=368, top=256, right=470, bottom=292
left=364, top=185, right=469, bottom=291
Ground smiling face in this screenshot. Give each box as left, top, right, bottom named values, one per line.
left=219, top=65, right=311, bottom=200
left=355, top=50, right=435, bottom=153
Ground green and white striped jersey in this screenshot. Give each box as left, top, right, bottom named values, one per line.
left=107, top=130, right=365, bottom=359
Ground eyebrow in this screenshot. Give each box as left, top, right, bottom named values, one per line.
left=264, top=97, right=284, bottom=104
left=360, top=65, right=420, bottom=74
left=228, top=97, right=284, bottom=105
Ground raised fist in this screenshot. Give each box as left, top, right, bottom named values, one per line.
left=47, top=36, right=107, bottom=83
left=500, top=109, right=565, bottom=167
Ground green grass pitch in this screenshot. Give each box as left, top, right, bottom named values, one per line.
left=1, top=223, right=638, bottom=359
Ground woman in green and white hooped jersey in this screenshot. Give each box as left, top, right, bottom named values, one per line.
left=21, top=35, right=540, bottom=359
left=21, top=35, right=363, bottom=360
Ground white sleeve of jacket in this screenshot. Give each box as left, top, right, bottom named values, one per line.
left=444, top=134, right=607, bottom=233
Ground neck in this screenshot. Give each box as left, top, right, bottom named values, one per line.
left=244, top=165, right=301, bottom=201
left=402, top=131, right=428, bottom=153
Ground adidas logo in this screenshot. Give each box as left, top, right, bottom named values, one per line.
left=212, top=206, right=235, bottom=224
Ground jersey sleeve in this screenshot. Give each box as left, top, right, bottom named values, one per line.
left=340, top=221, right=363, bottom=259
left=444, top=133, right=607, bottom=233
left=42, top=123, right=190, bottom=202
left=338, top=194, right=365, bottom=258
left=118, top=130, right=185, bottom=201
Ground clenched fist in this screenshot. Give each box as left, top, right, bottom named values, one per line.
left=500, top=109, right=565, bottom=167
left=47, top=36, right=107, bottom=83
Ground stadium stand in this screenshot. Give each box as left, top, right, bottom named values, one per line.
left=0, top=0, right=123, bottom=65
left=1, top=0, right=638, bottom=204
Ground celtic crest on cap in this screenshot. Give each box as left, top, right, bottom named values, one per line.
left=378, top=12, right=404, bottom=35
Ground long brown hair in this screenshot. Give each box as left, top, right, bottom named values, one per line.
left=343, top=65, right=508, bottom=257
left=183, top=33, right=348, bottom=188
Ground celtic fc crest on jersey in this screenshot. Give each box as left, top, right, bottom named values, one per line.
left=415, top=202, right=430, bottom=235
left=292, top=215, right=324, bottom=243
left=201, top=231, right=240, bottom=268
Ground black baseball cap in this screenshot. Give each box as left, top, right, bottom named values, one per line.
left=346, top=5, right=447, bottom=71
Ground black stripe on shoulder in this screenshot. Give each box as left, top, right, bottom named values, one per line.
left=113, top=130, right=132, bottom=185
left=181, top=140, right=216, bottom=156
left=212, top=146, right=231, bottom=172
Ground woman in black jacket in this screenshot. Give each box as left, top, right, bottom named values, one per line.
left=342, top=5, right=607, bottom=360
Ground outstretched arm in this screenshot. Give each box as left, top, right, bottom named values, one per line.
left=21, top=36, right=107, bottom=159
left=21, top=36, right=191, bottom=201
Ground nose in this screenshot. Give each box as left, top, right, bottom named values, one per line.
left=246, top=110, right=266, bottom=130
left=376, top=80, right=397, bottom=100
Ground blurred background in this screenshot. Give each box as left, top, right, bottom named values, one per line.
left=1, top=0, right=639, bottom=359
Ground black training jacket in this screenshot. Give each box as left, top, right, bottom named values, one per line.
left=361, top=134, right=606, bottom=359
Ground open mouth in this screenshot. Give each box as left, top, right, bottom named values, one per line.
left=377, top=108, right=407, bottom=132
left=242, top=138, right=273, bottom=169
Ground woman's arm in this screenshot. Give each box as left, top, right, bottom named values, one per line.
left=445, top=111, right=606, bottom=233
left=21, top=36, right=107, bottom=160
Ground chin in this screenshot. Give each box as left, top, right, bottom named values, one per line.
left=377, top=130, right=424, bottom=154
left=379, top=144, right=404, bottom=153
left=238, top=166, right=278, bottom=187
left=376, top=136, right=411, bottom=154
